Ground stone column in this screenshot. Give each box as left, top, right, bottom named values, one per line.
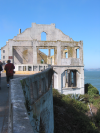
left=32, top=65, right=33, bottom=71
left=79, top=41, right=83, bottom=64
left=48, top=49, right=51, bottom=56
left=80, top=48, right=83, bottom=64
left=58, top=72, right=62, bottom=93
left=33, top=45, right=37, bottom=64
left=61, top=46, right=65, bottom=58
left=81, top=67, right=84, bottom=94
left=57, top=45, right=61, bottom=65
left=26, top=66, right=28, bottom=71
left=54, top=47, right=57, bottom=65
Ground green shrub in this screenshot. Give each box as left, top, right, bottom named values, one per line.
left=53, top=89, right=88, bottom=113
left=53, top=88, right=62, bottom=98
left=92, top=98, right=100, bottom=109
left=85, top=83, right=99, bottom=95
left=85, top=84, right=99, bottom=104
left=53, top=88, right=98, bottom=133
left=83, top=94, right=90, bottom=103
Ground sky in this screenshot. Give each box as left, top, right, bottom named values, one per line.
left=0, top=0, right=100, bottom=69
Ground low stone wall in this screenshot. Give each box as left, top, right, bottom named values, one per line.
left=8, top=67, right=54, bottom=133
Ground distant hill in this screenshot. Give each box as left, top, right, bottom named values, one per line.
left=84, top=68, right=100, bottom=71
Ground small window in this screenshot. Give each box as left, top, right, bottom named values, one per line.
left=76, top=49, right=79, bottom=58
left=3, top=50, right=5, bottom=53
left=3, top=56, right=5, bottom=59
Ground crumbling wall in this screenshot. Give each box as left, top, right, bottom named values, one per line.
left=13, top=23, right=73, bottom=41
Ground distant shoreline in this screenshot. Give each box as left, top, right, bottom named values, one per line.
left=84, top=68, right=100, bottom=71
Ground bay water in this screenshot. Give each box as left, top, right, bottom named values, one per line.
left=84, top=71, right=100, bottom=94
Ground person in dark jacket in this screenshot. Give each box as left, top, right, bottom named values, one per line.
left=0, top=61, right=3, bottom=89
left=5, top=60, right=15, bottom=88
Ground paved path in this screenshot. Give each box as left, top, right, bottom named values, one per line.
left=0, top=73, right=28, bottom=133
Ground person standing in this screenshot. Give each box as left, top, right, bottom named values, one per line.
left=0, top=61, right=3, bottom=90
left=5, top=60, right=15, bottom=88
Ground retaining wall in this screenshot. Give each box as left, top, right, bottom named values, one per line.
left=8, top=67, right=54, bottom=133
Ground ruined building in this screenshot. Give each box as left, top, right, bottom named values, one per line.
left=1, top=23, right=84, bottom=94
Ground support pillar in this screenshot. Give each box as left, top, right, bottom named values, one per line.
left=54, top=47, right=57, bottom=65
left=48, top=49, right=51, bottom=56
left=58, top=73, right=61, bottom=93
left=33, top=46, right=37, bottom=64
left=79, top=41, right=83, bottom=64
left=57, top=46, right=61, bottom=65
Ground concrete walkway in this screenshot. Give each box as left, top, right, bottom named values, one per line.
left=0, top=73, right=28, bottom=133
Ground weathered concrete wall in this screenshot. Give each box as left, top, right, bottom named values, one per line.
left=8, top=40, right=83, bottom=66
left=13, top=46, right=48, bottom=65
left=8, top=67, right=54, bottom=133
left=13, top=46, right=33, bottom=64
left=13, top=23, right=73, bottom=41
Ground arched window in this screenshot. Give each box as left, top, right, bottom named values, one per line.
left=41, top=32, right=46, bottom=41
left=63, top=49, right=68, bottom=58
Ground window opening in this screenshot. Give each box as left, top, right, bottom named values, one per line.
left=65, top=52, right=68, bottom=58
left=51, top=49, right=54, bottom=56
left=41, top=59, right=44, bottom=64
left=65, top=70, right=76, bottom=87
left=3, top=50, right=5, bottom=53
left=41, top=32, right=46, bottom=41
left=3, top=56, right=5, bottom=59
left=38, top=49, right=48, bottom=64
left=76, top=49, right=79, bottom=58
left=19, top=66, right=23, bottom=71
left=28, top=66, right=32, bottom=71
left=38, top=48, right=54, bottom=65
left=64, top=49, right=68, bottom=58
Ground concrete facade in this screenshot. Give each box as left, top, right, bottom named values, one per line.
left=1, top=23, right=84, bottom=94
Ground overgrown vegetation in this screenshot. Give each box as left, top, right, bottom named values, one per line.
left=85, top=83, right=100, bottom=108
left=53, top=83, right=100, bottom=133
